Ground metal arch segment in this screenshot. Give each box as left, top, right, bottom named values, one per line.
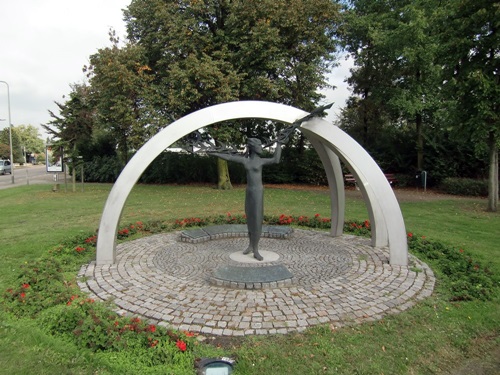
left=302, top=126, right=385, bottom=246
left=96, top=101, right=407, bottom=267
left=300, top=118, right=408, bottom=266
left=307, top=137, right=345, bottom=236
left=96, top=101, right=309, bottom=264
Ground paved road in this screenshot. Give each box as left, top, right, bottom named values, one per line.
left=0, top=164, right=61, bottom=189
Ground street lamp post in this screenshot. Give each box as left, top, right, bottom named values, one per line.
left=0, top=80, right=14, bottom=184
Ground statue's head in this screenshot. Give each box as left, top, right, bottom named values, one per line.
left=247, top=138, right=263, bottom=155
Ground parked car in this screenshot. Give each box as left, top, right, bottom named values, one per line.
left=0, top=160, right=12, bottom=175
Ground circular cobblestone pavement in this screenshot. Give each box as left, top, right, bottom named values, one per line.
left=78, top=229, right=435, bottom=336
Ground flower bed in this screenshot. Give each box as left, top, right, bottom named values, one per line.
left=2, top=214, right=498, bottom=372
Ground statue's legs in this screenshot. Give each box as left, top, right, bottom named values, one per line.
left=244, top=186, right=264, bottom=260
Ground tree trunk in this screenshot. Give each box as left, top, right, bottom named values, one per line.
left=217, top=158, right=232, bottom=190
left=362, top=87, right=369, bottom=147
left=487, top=131, right=498, bottom=212
left=416, top=112, right=424, bottom=171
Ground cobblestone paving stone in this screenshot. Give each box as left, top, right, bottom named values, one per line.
left=78, top=229, right=435, bottom=336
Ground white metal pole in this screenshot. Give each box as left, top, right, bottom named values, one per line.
left=0, top=80, right=14, bottom=184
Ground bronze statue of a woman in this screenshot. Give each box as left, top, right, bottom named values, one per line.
left=210, top=138, right=282, bottom=261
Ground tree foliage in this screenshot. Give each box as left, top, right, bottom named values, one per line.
left=15, top=124, right=44, bottom=152
left=85, top=31, right=158, bottom=165
left=124, top=0, right=340, bottom=188
left=0, top=127, right=24, bottom=162
left=125, top=0, right=339, bottom=116
left=436, top=0, right=500, bottom=211
left=339, top=0, right=440, bottom=171
left=338, top=0, right=499, bottom=210
left=42, top=83, right=95, bottom=157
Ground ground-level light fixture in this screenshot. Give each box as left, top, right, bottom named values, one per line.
left=195, top=357, right=235, bottom=375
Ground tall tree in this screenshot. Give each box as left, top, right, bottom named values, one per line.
left=340, top=0, right=441, bottom=171
left=42, top=83, right=95, bottom=160
left=85, top=31, right=157, bottom=165
left=14, top=124, right=45, bottom=163
left=0, top=127, right=23, bottom=162
left=124, top=0, right=340, bottom=188
left=437, top=0, right=499, bottom=211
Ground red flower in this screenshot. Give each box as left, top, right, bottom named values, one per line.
left=22, top=283, right=30, bottom=289
left=147, top=324, right=156, bottom=333
left=315, top=213, right=320, bottom=218
left=85, top=235, right=97, bottom=244
left=75, top=246, right=85, bottom=253
left=68, top=295, right=78, bottom=303
left=176, top=339, right=187, bottom=352
left=407, top=232, right=413, bottom=238
left=184, top=331, right=195, bottom=337
left=150, top=339, right=159, bottom=348
left=20, top=292, right=26, bottom=298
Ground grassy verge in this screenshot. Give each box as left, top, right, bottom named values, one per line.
left=0, top=183, right=499, bottom=374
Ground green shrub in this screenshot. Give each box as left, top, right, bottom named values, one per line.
left=407, top=234, right=497, bottom=301
left=2, top=259, right=75, bottom=317
left=140, top=151, right=217, bottom=184
left=83, top=155, right=123, bottom=183
left=438, top=177, right=488, bottom=197
left=40, top=298, right=194, bottom=352
left=81, top=148, right=331, bottom=185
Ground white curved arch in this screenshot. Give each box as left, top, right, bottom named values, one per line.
left=301, top=118, right=408, bottom=265
left=96, top=101, right=407, bottom=266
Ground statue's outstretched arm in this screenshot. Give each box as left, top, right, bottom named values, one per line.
left=208, top=152, right=243, bottom=164
left=263, top=142, right=282, bottom=165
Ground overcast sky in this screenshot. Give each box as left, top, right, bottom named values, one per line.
left=0, top=0, right=352, bottom=138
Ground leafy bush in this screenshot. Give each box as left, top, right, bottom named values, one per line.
left=40, top=299, right=195, bottom=356
left=79, top=147, right=332, bottom=185
left=408, top=234, right=497, bottom=301
left=2, top=225, right=196, bottom=373
left=438, top=177, right=488, bottom=197
left=264, top=147, right=328, bottom=185
left=2, top=258, right=76, bottom=318
left=140, top=151, right=219, bottom=184
left=83, top=155, right=123, bottom=183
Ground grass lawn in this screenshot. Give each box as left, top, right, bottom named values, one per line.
left=0, top=183, right=499, bottom=374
